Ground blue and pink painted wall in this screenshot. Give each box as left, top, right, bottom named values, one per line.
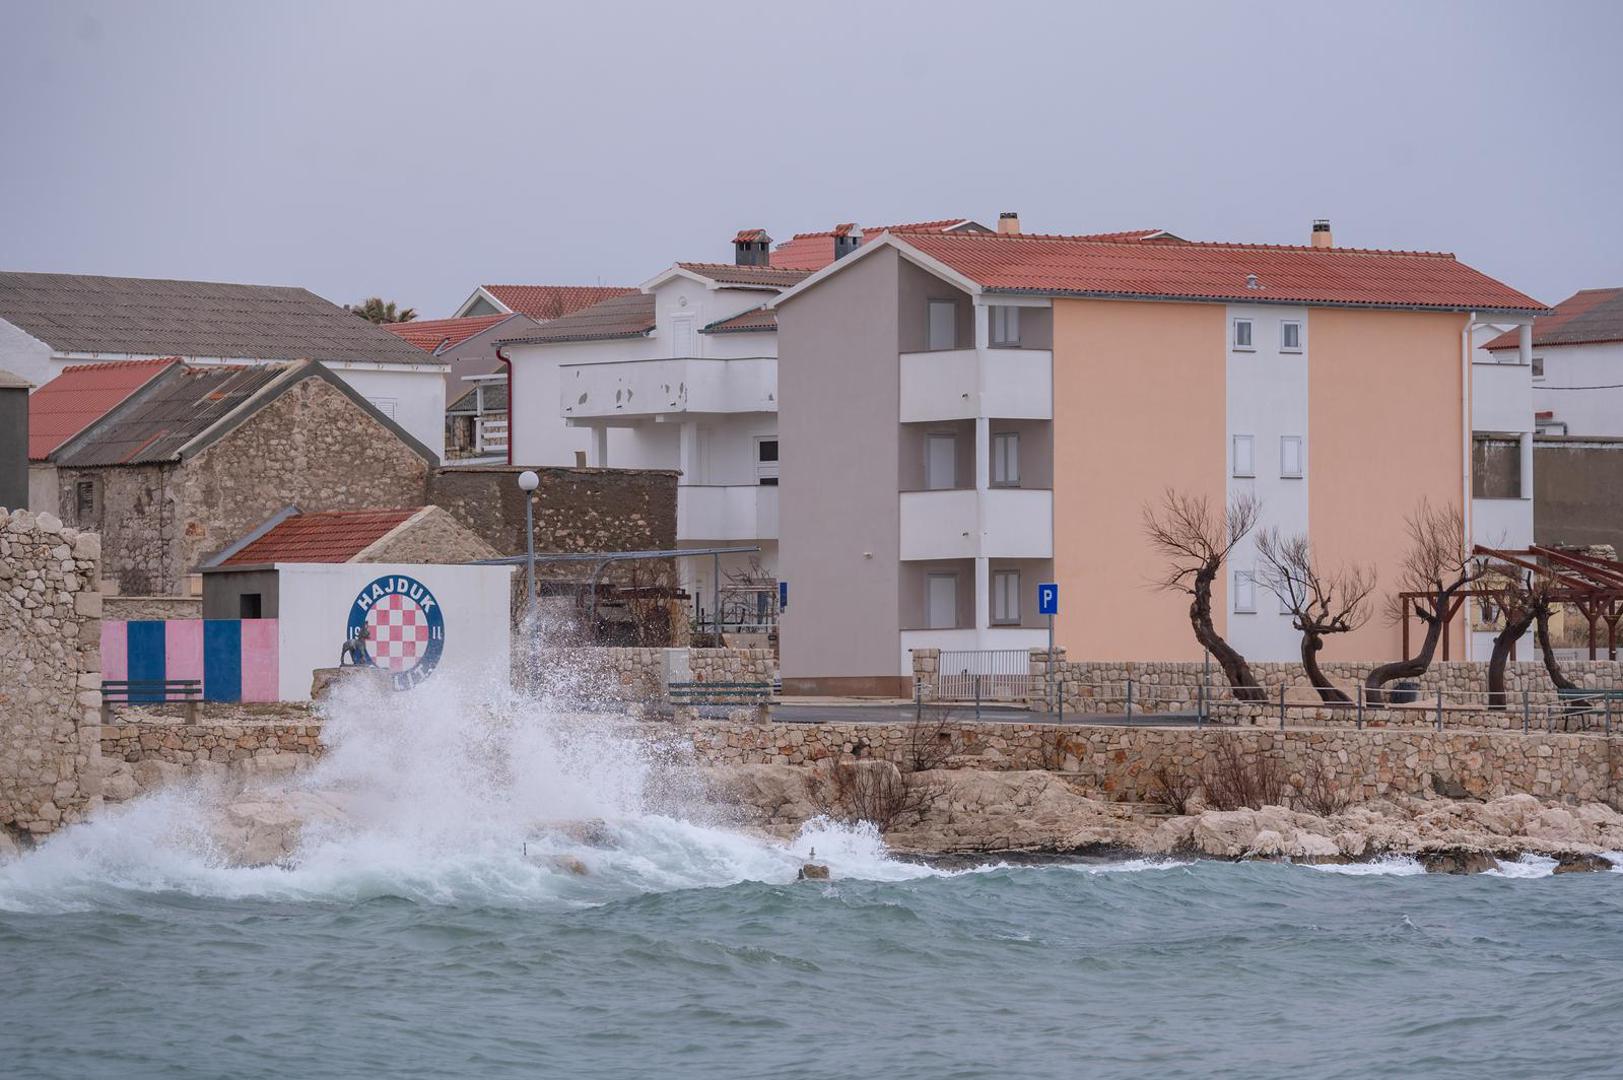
left=102, top=619, right=280, bottom=702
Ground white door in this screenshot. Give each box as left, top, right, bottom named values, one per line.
left=926, top=434, right=956, bottom=490
left=927, top=574, right=958, bottom=629
left=672, top=315, right=696, bottom=358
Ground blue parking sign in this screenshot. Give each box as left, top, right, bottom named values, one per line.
left=1038, top=582, right=1059, bottom=616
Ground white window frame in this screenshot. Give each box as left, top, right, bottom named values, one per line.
left=1233, top=569, right=1257, bottom=614
left=1232, top=434, right=1255, bottom=478
left=990, top=305, right=1021, bottom=347
left=1531, top=356, right=1545, bottom=380
left=1280, top=435, right=1304, bottom=479
left=991, top=431, right=1020, bottom=487
left=992, top=569, right=1021, bottom=625
left=1232, top=318, right=1255, bottom=351
left=1280, top=320, right=1303, bottom=353
left=755, top=436, right=779, bottom=484
left=928, top=300, right=958, bottom=351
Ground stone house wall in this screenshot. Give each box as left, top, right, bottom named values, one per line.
left=104, top=595, right=203, bottom=621
left=57, top=462, right=173, bottom=597
left=358, top=506, right=500, bottom=564
left=0, top=509, right=102, bottom=836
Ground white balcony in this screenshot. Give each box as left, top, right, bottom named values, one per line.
left=1472, top=359, right=1534, bottom=434
left=678, top=484, right=779, bottom=542
left=899, top=488, right=1052, bottom=561
left=899, top=348, right=1052, bottom=422
left=561, top=357, right=776, bottom=421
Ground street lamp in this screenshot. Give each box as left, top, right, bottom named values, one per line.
left=517, top=470, right=539, bottom=617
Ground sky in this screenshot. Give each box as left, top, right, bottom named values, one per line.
left=1, top=0, right=1619, bottom=316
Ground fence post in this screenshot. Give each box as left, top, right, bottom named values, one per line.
left=915, top=676, right=922, bottom=724
left=1057, top=673, right=1064, bottom=725
left=1435, top=688, right=1443, bottom=732
left=975, top=674, right=982, bottom=721
left=1356, top=682, right=1363, bottom=730
left=1196, top=681, right=1205, bottom=730
left=1278, top=683, right=1286, bottom=730
left=1522, top=688, right=1530, bottom=734
left=1126, top=676, right=1134, bottom=720
left=1607, top=694, right=1613, bottom=738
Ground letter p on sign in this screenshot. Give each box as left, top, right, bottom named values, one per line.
left=1038, top=582, right=1059, bottom=616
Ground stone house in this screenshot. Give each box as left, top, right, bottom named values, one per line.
left=51, top=360, right=437, bottom=595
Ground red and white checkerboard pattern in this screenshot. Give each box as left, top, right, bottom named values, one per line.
left=367, top=593, right=430, bottom=672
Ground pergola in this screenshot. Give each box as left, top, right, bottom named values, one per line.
left=1398, top=546, right=1623, bottom=661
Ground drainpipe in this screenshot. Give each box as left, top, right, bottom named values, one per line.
left=1461, top=312, right=1475, bottom=660
left=496, top=346, right=514, bottom=467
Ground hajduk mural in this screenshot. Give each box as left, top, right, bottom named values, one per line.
left=347, top=574, right=446, bottom=689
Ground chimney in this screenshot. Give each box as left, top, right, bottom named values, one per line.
left=832, top=223, right=862, bottom=260
left=1311, top=219, right=1333, bottom=249
left=733, top=229, right=773, bottom=266
left=998, top=211, right=1021, bottom=235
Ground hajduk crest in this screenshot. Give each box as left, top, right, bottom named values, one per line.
left=347, top=575, right=446, bottom=689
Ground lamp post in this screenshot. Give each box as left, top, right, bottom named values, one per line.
left=518, top=470, right=539, bottom=618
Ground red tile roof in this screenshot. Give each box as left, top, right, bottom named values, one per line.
left=382, top=313, right=512, bottom=354
left=220, top=508, right=421, bottom=566
left=1485, top=287, right=1623, bottom=350
left=770, top=219, right=986, bottom=270
left=703, top=307, right=777, bottom=334
left=481, top=285, right=637, bottom=321
left=892, top=232, right=1546, bottom=312
left=676, top=263, right=811, bottom=288
left=734, top=228, right=770, bottom=243
left=27, top=358, right=178, bottom=461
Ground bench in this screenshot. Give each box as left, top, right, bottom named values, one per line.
left=101, top=678, right=203, bottom=720
left=1556, top=687, right=1623, bottom=713
left=667, top=681, right=774, bottom=720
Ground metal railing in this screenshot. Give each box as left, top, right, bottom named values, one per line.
left=476, top=417, right=509, bottom=454
left=934, top=649, right=1033, bottom=703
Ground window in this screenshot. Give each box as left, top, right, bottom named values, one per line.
left=1532, top=356, right=1544, bottom=379
left=74, top=479, right=95, bottom=519
left=1233, top=318, right=1254, bottom=350
left=755, top=437, right=779, bottom=485
left=1233, top=569, right=1257, bottom=614
left=990, top=305, right=1021, bottom=347
left=991, top=432, right=1020, bottom=487
left=927, top=573, right=958, bottom=629
left=925, top=433, right=957, bottom=490
left=992, top=570, right=1021, bottom=625
left=928, top=300, right=958, bottom=350
left=1280, top=321, right=1303, bottom=352
left=368, top=397, right=398, bottom=419
left=1232, top=434, right=1255, bottom=478
left=1280, top=436, right=1304, bottom=478
left=239, top=593, right=263, bottom=619
left=1472, top=434, right=1523, bottom=499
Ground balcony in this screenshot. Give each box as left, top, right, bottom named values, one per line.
left=678, top=484, right=779, bottom=542
left=899, top=348, right=1052, bottom=422
left=561, top=357, right=776, bottom=420
left=899, top=488, right=1052, bottom=561
left=1471, top=359, right=1534, bottom=434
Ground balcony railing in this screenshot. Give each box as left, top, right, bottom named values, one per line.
left=678, top=484, right=779, bottom=542
left=899, top=347, right=1052, bottom=422
left=561, top=357, right=777, bottom=420
left=899, top=488, right=1052, bottom=560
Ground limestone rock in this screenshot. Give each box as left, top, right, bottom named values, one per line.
left=1421, top=850, right=1499, bottom=875
left=797, top=863, right=830, bottom=880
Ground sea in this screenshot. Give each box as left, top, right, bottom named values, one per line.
left=3, top=670, right=1622, bottom=1080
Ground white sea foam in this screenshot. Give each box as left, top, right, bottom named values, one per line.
left=1307, top=855, right=1427, bottom=876
left=1485, top=854, right=1559, bottom=879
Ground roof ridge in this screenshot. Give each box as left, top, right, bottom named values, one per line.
left=52, top=357, right=182, bottom=373
left=895, top=230, right=1457, bottom=259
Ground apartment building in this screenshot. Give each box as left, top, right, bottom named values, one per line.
left=771, top=216, right=1546, bottom=694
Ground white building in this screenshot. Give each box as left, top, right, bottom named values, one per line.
left=1486, top=286, right=1623, bottom=437
left=498, top=246, right=807, bottom=614
left=0, top=271, right=450, bottom=459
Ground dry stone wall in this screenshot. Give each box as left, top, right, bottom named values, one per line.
left=0, top=509, right=103, bottom=835
left=534, top=647, right=776, bottom=707
left=104, top=595, right=202, bottom=621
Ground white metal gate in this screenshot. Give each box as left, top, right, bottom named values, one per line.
left=934, top=649, right=1031, bottom=703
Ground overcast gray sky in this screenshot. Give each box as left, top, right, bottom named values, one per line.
left=2, top=0, right=1618, bottom=315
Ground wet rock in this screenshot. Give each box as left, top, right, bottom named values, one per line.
left=797, top=863, right=830, bottom=880
left=552, top=855, right=590, bottom=876
left=0, top=829, right=22, bottom=862
left=1553, top=853, right=1614, bottom=874
left=1421, top=850, right=1499, bottom=875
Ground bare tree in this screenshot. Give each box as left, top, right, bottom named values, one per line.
left=1143, top=490, right=1266, bottom=700
left=1479, top=567, right=1558, bottom=708
left=1535, top=600, right=1579, bottom=693
left=1365, top=500, right=1484, bottom=695
left=1255, top=529, right=1376, bottom=703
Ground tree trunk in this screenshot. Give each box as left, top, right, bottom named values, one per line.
left=1365, top=596, right=1447, bottom=697
left=1191, top=564, right=1266, bottom=701
left=1486, top=610, right=1536, bottom=710
left=1300, top=631, right=1350, bottom=703
left=1535, top=604, right=1578, bottom=691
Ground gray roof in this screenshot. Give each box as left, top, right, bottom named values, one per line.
left=0, top=271, right=442, bottom=366
left=54, top=360, right=437, bottom=468
left=448, top=380, right=507, bottom=414
left=496, top=291, right=656, bottom=345
left=0, top=368, right=31, bottom=390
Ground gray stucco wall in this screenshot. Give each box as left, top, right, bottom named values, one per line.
left=897, top=258, right=973, bottom=353
left=1535, top=436, right=1623, bottom=551
left=0, top=385, right=26, bottom=511
left=202, top=569, right=281, bottom=620
left=778, top=246, right=903, bottom=690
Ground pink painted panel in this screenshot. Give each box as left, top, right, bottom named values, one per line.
left=165, top=619, right=205, bottom=686
left=101, top=620, right=128, bottom=683
left=240, top=619, right=280, bottom=702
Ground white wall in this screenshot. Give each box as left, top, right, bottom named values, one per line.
left=1226, top=304, right=1311, bottom=661
left=0, top=320, right=51, bottom=388
left=325, top=364, right=447, bottom=462
left=274, top=562, right=513, bottom=701
left=1532, top=341, right=1623, bottom=437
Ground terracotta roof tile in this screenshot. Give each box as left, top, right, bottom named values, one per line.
left=27, top=358, right=179, bottom=460
left=770, top=219, right=987, bottom=270
left=894, top=232, right=1545, bottom=312
left=702, top=307, right=777, bottom=334
left=221, top=508, right=421, bottom=566
left=383, top=313, right=512, bottom=354
left=676, top=262, right=811, bottom=288
left=496, top=292, right=655, bottom=345
left=481, top=284, right=637, bottom=321
left=1485, top=287, right=1623, bottom=350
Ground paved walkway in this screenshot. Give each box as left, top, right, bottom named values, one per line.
left=773, top=700, right=1201, bottom=727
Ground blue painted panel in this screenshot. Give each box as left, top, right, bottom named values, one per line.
left=203, top=620, right=242, bottom=703
left=126, top=621, right=167, bottom=703
left=1038, top=582, right=1059, bottom=616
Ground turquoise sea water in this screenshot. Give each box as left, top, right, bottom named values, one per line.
left=4, top=849, right=1623, bottom=1080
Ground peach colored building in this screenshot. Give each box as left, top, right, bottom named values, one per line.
left=771, top=217, right=1546, bottom=695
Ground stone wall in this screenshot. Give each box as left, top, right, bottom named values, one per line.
left=357, top=505, right=500, bottom=564
left=675, top=718, right=1623, bottom=807
left=428, top=465, right=679, bottom=585
left=0, top=509, right=102, bottom=835
left=534, top=647, right=776, bottom=707
left=104, top=595, right=203, bottom=621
